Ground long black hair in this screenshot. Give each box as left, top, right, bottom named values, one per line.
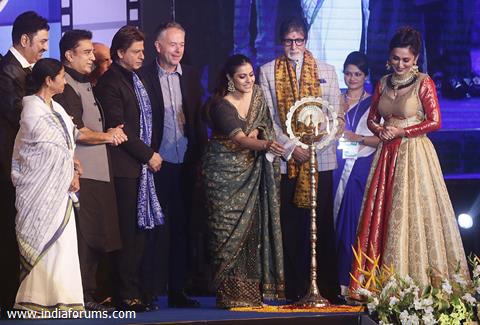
left=26, top=58, right=63, bottom=95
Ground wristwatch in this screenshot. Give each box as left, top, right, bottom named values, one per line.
left=360, top=136, right=365, bottom=144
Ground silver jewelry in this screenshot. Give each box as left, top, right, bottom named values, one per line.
left=227, top=79, right=235, bottom=93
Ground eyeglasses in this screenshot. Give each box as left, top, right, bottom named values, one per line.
left=343, top=71, right=365, bottom=77
left=282, top=38, right=305, bottom=46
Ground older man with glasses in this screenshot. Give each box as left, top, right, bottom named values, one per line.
left=259, top=17, right=344, bottom=304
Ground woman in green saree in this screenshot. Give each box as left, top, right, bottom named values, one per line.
left=202, top=55, right=286, bottom=308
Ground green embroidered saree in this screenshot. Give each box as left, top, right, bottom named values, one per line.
left=202, top=85, right=285, bottom=308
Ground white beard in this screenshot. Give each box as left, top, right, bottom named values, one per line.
left=286, top=52, right=303, bottom=61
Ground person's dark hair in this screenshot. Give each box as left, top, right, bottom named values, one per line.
left=154, top=21, right=185, bottom=40
left=110, top=25, right=145, bottom=61
left=343, top=51, right=369, bottom=76
left=26, top=58, right=64, bottom=95
left=213, top=54, right=253, bottom=98
left=389, top=26, right=422, bottom=56
left=204, top=54, right=254, bottom=125
left=279, top=17, right=308, bottom=43
left=59, top=29, right=92, bottom=63
left=12, top=11, right=49, bottom=45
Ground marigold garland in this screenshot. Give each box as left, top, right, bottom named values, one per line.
left=230, top=305, right=365, bottom=313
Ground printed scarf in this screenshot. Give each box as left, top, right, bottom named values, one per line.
left=274, top=50, right=321, bottom=208
left=133, top=72, right=164, bottom=229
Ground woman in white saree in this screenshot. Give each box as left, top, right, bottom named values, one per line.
left=12, top=58, right=84, bottom=314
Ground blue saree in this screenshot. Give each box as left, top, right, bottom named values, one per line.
left=333, top=95, right=375, bottom=288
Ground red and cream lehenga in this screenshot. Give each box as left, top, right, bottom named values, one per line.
left=349, top=73, right=469, bottom=297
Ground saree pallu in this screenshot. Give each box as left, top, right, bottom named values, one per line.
left=203, top=90, right=284, bottom=308
left=349, top=116, right=469, bottom=298
left=12, top=95, right=84, bottom=313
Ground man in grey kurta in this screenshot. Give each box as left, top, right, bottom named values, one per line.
left=54, top=29, right=127, bottom=312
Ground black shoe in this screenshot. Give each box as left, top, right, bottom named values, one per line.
left=142, top=295, right=160, bottom=312
left=144, top=302, right=160, bottom=312
left=85, top=300, right=115, bottom=313
left=99, top=296, right=115, bottom=309
left=168, top=293, right=200, bottom=308
left=118, top=298, right=147, bottom=312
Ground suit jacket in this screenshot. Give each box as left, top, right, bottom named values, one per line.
left=259, top=57, right=343, bottom=172
left=0, top=51, right=30, bottom=181
left=94, top=62, right=159, bottom=178
left=138, top=61, right=207, bottom=165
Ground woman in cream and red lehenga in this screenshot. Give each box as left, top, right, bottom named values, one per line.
left=349, top=27, right=469, bottom=299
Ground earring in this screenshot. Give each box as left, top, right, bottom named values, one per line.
left=412, top=63, right=419, bottom=75
left=385, top=60, right=392, bottom=71
left=227, top=79, right=235, bottom=93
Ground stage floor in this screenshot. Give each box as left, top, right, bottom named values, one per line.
left=2, top=297, right=372, bottom=325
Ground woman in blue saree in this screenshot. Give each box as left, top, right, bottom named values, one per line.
left=202, top=55, right=285, bottom=308
left=333, top=52, right=380, bottom=297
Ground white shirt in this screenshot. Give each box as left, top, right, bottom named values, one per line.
left=9, top=46, right=33, bottom=69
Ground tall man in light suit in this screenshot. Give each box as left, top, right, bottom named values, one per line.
left=259, top=17, right=344, bottom=303
left=139, top=22, right=207, bottom=308
left=0, top=11, right=49, bottom=317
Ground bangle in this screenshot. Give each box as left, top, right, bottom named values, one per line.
left=360, top=136, right=365, bottom=144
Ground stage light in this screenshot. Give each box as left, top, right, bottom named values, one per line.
left=458, top=213, right=473, bottom=229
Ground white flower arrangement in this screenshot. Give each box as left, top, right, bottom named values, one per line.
left=441, top=279, right=453, bottom=295
left=350, top=248, right=480, bottom=325
left=389, top=296, right=400, bottom=307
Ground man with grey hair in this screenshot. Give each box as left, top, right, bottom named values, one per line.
left=259, top=16, right=343, bottom=303
left=90, top=42, right=112, bottom=86
left=139, top=21, right=206, bottom=308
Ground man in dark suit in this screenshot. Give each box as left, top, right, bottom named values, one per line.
left=95, top=25, right=162, bottom=312
left=0, top=11, right=49, bottom=317
left=139, top=22, right=206, bottom=308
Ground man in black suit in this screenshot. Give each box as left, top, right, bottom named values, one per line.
left=139, top=22, right=206, bottom=308
left=0, top=11, right=49, bottom=317
left=95, top=25, right=162, bottom=312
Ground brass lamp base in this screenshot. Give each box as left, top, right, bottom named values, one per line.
left=293, top=141, right=330, bottom=309
left=295, top=286, right=330, bottom=307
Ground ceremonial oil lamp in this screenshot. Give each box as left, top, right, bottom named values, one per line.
left=285, top=98, right=338, bottom=307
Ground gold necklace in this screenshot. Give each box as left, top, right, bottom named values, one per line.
left=391, top=71, right=416, bottom=87
left=388, top=70, right=418, bottom=97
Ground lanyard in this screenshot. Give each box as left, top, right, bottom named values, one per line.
left=344, top=90, right=365, bottom=130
